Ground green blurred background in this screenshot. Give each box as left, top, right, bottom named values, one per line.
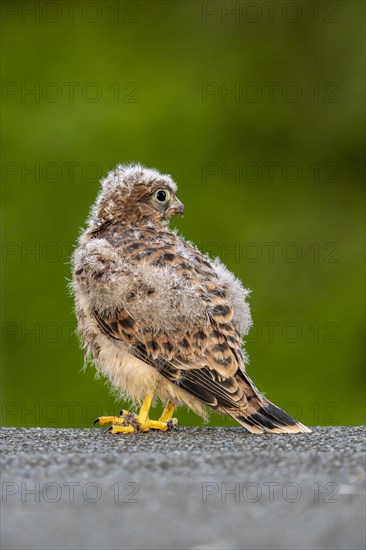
left=1, top=1, right=365, bottom=428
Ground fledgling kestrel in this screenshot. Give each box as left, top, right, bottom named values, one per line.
left=71, top=163, right=310, bottom=435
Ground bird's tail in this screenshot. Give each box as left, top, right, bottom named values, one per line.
left=226, top=372, right=311, bottom=434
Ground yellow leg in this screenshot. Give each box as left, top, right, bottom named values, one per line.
left=137, top=394, right=171, bottom=432
left=159, top=401, right=175, bottom=422
left=136, top=393, right=154, bottom=425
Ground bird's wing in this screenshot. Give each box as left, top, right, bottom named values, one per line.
left=93, top=307, right=249, bottom=411
left=89, top=229, right=251, bottom=411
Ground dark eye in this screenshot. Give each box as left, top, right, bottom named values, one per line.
left=154, top=189, right=170, bottom=203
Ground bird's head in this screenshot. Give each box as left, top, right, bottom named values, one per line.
left=90, top=163, right=184, bottom=230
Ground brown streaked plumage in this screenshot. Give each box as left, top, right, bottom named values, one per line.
left=71, top=163, right=310, bottom=434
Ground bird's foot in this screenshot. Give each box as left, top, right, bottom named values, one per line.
left=94, top=411, right=179, bottom=435
left=94, top=410, right=137, bottom=434
left=94, top=409, right=130, bottom=426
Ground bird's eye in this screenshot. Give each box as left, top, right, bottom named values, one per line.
left=154, top=189, right=170, bottom=204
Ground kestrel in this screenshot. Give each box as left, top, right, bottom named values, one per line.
left=71, top=163, right=310, bottom=435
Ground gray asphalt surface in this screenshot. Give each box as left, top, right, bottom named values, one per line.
left=1, top=426, right=365, bottom=550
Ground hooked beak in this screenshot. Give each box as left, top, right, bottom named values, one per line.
left=169, top=199, right=184, bottom=217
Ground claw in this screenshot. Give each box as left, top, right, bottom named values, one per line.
left=94, top=415, right=126, bottom=427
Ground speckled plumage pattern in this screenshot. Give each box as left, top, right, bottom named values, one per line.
left=71, top=163, right=310, bottom=434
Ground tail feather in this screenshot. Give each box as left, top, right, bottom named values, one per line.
left=234, top=399, right=311, bottom=434
left=227, top=373, right=311, bottom=434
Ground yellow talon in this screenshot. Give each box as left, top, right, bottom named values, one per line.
left=138, top=419, right=168, bottom=432
left=94, top=396, right=178, bottom=435
left=109, top=424, right=135, bottom=435
left=94, top=415, right=126, bottom=426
